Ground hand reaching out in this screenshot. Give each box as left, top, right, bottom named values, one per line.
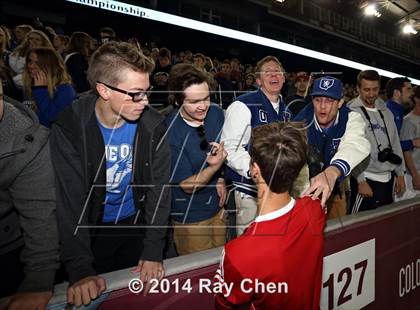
left=302, top=166, right=341, bottom=207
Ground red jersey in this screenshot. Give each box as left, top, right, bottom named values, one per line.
left=214, top=197, right=325, bottom=310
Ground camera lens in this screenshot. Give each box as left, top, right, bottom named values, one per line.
left=388, top=152, right=402, bottom=165
left=377, top=148, right=402, bottom=165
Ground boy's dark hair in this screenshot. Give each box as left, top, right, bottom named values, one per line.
left=87, top=41, right=155, bottom=92
left=385, top=77, right=410, bottom=99
left=168, top=63, right=208, bottom=106
left=159, top=47, right=171, bottom=59
left=250, top=122, right=307, bottom=194
left=66, top=31, right=93, bottom=59
left=357, top=70, right=380, bottom=87
left=411, top=86, right=420, bottom=107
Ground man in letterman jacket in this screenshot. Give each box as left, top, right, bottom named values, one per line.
left=294, top=76, right=370, bottom=219
left=222, top=56, right=333, bottom=235
left=222, top=56, right=291, bottom=235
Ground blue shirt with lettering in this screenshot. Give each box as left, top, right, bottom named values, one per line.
left=99, top=120, right=137, bottom=222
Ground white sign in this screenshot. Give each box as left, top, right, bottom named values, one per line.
left=320, top=239, right=375, bottom=310
left=64, top=0, right=420, bottom=84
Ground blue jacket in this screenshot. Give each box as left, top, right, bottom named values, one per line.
left=386, top=99, right=413, bottom=151
left=294, top=103, right=351, bottom=181
left=32, top=84, right=76, bottom=127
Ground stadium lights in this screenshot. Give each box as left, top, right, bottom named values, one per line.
left=402, top=21, right=418, bottom=35
left=364, top=4, right=382, bottom=18
left=65, top=0, right=419, bottom=84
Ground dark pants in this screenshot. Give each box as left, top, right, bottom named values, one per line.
left=225, top=184, right=237, bottom=242
left=163, top=228, right=178, bottom=259
left=0, top=246, right=24, bottom=297
left=91, top=216, right=145, bottom=274
left=350, top=177, right=394, bottom=214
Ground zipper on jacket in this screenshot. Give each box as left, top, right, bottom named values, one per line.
left=131, top=125, right=140, bottom=186
left=131, top=124, right=143, bottom=225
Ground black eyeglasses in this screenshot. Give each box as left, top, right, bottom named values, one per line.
left=196, top=125, right=209, bottom=151
left=97, top=81, right=153, bottom=102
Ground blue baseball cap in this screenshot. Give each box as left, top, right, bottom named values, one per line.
left=310, top=76, right=343, bottom=100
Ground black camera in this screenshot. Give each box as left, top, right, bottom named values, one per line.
left=307, top=145, right=323, bottom=178
left=378, top=148, right=402, bottom=165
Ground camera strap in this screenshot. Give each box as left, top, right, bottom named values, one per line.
left=377, top=109, right=393, bottom=150
left=359, top=106, right=383, bottom=152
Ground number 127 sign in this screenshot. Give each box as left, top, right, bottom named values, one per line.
left=321, top=239, right=375, bottom=310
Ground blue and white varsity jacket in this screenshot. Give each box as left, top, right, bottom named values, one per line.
left=221, top=89, right=292, bottom=196
left=294, top=103, right=371, bottom=182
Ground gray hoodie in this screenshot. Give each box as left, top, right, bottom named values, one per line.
left=347, top=96, right=405, bottom=183
left=0, top=97, right=59, bottom=293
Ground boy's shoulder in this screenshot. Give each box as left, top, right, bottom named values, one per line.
left=225, top=197, right=324, bottom=253
left=294, top=196, right=325, bottom=230
left=223, top=196, right=324, bottom=276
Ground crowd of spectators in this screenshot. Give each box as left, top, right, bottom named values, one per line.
left=1, top=22, right=369, bottom=113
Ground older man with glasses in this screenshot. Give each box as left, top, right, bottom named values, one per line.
left=50, top=42, right=171, bottom=307
left=165, top=63, right=227, bottom=256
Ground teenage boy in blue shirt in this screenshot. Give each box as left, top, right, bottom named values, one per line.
left=50, top=42, right=171, bottom=307
left=166, top=64, right=227, bottom=255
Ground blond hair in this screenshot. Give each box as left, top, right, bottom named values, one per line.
left=13, top=30, right=53, bottom=58
left=87, top=41, right=154, bottom=92
left=255, top=56, right=284, bottom=79
left=15, top=25, right=33, bottom=36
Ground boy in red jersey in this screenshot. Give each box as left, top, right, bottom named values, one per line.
left=215, top=123, right=325, bottom=309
